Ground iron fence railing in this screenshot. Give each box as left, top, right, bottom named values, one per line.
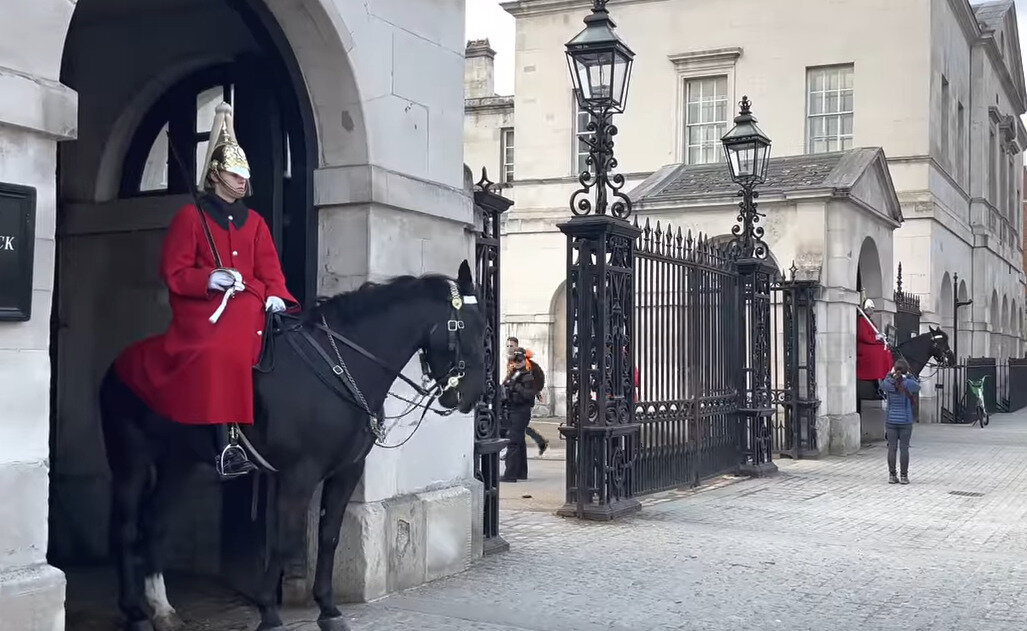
left=633, top=221, right=741, bottom=493
left=934, top=358, right=1023, bottom=423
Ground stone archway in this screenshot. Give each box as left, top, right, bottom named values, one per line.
left=856, top=236, right=883, bottom=304
left=939, top=272, right=953, bottom=334
left=550, top=280, right=567, bottom=417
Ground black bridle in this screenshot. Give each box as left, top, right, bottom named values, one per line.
left=268, top=280, right=477, bottom=448
left=893, top=331, right=953, bottom=380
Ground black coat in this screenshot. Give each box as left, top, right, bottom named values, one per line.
left=503, top=370, right=536, bottom=408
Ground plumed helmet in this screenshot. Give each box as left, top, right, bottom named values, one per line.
left=200, top=102, right=251, bottom=195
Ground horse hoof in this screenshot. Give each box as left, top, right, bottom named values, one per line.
left=153, top=611, right=185, bottom=631
left=317, top=615, right=352, bottom=631
left=126, top=620, right=155, bottom=631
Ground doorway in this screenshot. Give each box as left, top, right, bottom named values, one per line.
left=49, top=0, right=316, bottom=612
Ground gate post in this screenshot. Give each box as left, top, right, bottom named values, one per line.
left=557, top=215, right=642, bottom=520
left=738, top=257, right=779, bottom=476
left=472, top=170, right=511, bottom=554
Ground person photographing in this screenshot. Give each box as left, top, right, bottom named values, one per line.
left=879, top=359, right=920, bottom=485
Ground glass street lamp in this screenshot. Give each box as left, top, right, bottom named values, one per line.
left=722, top=96, right=772, bottom=259
left=558, top=0, right=642, bottom=521
left=722, top=96, right=771, bottom=187
left=566, top=0, right=635, bottom=115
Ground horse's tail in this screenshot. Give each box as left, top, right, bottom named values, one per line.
left=98, top=366, right=147, bottom=475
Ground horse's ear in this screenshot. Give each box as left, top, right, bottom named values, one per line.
left=457, top=260, right=474, bottom=294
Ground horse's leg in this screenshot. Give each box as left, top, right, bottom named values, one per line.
left=312, top=463, right=364, bottom=630
left=112, top=467, right=154, bottom=630
left=254, top=475, right=313, bottom=631
left=139, top=466, right=184, bottom=631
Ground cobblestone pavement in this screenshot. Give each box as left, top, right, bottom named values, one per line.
left=67, top=414, right=1027, bottom=630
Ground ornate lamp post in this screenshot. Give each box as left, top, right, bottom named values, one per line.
left=722, top=97, right=778, bottom=475
left=557, top=0, right=642, bottom=520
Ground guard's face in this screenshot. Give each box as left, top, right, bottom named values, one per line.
left=507, top=339, right=518, bottom=356
left=217, top=171, right=249, bottom=200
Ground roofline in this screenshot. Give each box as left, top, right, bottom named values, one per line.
left=501, top=0, right=664, bottom=19
left=634, top=188, right=901, bottom=229
left=949, top=0, right=983, bottom=42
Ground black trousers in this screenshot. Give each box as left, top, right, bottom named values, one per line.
left=503, top=405, right=531, bottom=480
left=886, top=423, right=912, bottom=475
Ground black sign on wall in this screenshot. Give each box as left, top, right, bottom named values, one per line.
left=0, top=183, right=36, bottom=321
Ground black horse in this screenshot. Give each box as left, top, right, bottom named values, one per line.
left=98, top=262, right=485, bottom=631
left=891, top=325, right=956, bottom=376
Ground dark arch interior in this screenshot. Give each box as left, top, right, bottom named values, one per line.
left=50, top=0, right=318, bottom=619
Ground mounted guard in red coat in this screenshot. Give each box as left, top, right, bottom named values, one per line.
left=857, top=299, right=893, bottom=381
left=114, top=102, right=298, bottom=479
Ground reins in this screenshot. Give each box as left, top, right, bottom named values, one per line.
left=252, top=281, right=475, bottom=452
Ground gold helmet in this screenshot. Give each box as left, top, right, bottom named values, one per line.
left=200, top=102, right=251, bottom=195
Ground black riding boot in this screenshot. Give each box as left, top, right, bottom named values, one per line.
left=215, top=424, right=257, bottom=480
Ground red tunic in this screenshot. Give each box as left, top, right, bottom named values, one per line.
left=856, top=316, right=892, bottom=381
left=114, top=197, right=297, bottom=425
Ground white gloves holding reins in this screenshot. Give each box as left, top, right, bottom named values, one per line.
left=208, top=268, right=244, bottom=293
left=265, top=296, right=287, bottom=313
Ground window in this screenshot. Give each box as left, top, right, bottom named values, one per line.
left=940, top=76, right=950, bottom=166
left=500, top=128, right=514, bottom=184
left=806, top=65, right=854, bottom=154
left=684, top=76, right=728, bottom=164
left=1008, top=157, right=1015, bottom=219
left=120, top=67, right=236, bottom=197
left=957, top=102, right=965, bottom=184
left=574, top=94, right=594, bottom=175
left=989, top=127, right=997, bottom=204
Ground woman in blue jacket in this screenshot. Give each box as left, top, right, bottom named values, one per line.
left=880, top=358, right=920, bottom=484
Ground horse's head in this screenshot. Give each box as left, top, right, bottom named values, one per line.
left=420, top=261, right=486, bottom=414
left=926, top=326, right=956, bottom=366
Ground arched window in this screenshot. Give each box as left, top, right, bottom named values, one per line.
left=120, top=64, right=293, bottom=198
left=121, top=66, right=229, bottom=196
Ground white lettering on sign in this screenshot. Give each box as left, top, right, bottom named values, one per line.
left=0, top=236, right=13, bottom=250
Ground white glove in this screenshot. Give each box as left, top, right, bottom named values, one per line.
left=265, top=296, right=287, bottom=313
left=208, top=269, right=244, bottom=293
left=875, top=333, right=886, bottom=342
left=208, top=269, right=236, bottom=292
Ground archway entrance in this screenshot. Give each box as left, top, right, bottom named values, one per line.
left=49, top=0, right=318, bottom=623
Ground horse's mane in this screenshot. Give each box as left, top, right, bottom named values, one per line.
left=310, top=274, right=454, bottom=323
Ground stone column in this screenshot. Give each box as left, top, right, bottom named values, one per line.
left=0, top=64, right=77, bottom=628
left=817, top=287, right=861, bottom=456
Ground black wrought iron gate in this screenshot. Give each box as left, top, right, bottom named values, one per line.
left=893, top=263, right=921, bottom=346
left=472, top=170, right=511, bottom=554
left=633, top=221, right=742, bottom=493
left=770, top=271, right=820, bottom=458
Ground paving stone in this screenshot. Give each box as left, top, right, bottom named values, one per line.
left=66, top=413, right=1027, bottom=630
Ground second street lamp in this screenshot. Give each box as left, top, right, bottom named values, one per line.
left=722, top=96, right=772, bottom=260
left=722, top=95, right=778, bottom=476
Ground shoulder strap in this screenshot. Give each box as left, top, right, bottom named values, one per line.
left=194, top=204, right=223, bottom=268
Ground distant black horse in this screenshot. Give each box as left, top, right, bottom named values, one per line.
left=891, top=326, right=956, bottom=376
left=99, top=262, right=485, bottom=631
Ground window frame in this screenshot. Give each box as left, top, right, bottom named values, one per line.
left=120, top=65, right=234, bottom=198
left=500, top=127, right=515, bottom=184
left=572, top=91, right=593, bottom=177
left=805, top=64, right=855, bottom=154
left=682, top=75, right=730, bottom=166
left=668, top=47, right=740, bottom=164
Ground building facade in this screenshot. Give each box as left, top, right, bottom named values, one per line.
left=465, top=0, right=1027, bottom=420
left=1, top=0, right=479, bottom=627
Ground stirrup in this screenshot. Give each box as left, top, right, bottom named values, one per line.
left=216, top=444, right=254, bottom=480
